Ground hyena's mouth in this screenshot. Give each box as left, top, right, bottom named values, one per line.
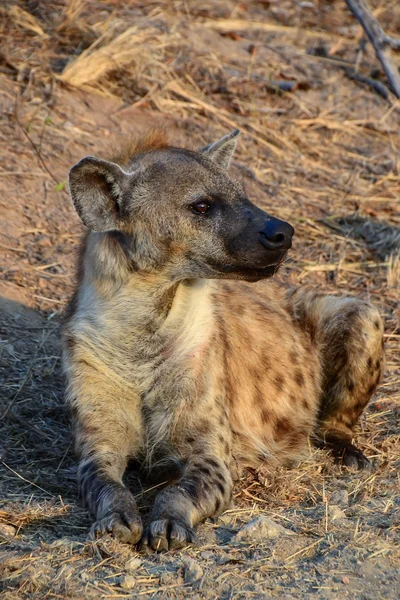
left=206, top=259, right=285, bottom=281
left=207, top=248, right=288, bottom=278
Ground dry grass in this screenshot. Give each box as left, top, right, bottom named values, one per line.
left=0, top=0, right=399, bottom=598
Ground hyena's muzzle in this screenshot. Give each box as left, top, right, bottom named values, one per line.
left=217, top=202, right=295, bottom=281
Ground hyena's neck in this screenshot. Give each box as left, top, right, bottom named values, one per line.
left=81, top=232, right=214, bottom=342
left=160, top=278, right=214, bottom=348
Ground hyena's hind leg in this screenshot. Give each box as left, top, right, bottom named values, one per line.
left=287, top=289, right=384, bottom=469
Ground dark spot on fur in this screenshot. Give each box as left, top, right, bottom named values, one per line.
left=261, top=350, right=271, bottom=371
left=215, top=481, right=225, bottom=495
left=275, top=418, right=292, bottom=436
left=261, top=408, right=269, bottom=423
left=197, top=420, right=211, bottom=435
left=295, top=370, right=304, bottom=387
left=367, top=357, right=373, bottom=369
left=375, top=359, right=381, bottom=371
left=215, top=497, right=221, bottom=512
left=347, top=380, right=355, bottom=392
left=185, top=435, right=195, bottom=444
left=203, top=481, right=211, bottom=493
left=274, top=373, right=285, bottom=392
left=254, top=383, right=265, bottom=407
left=205, top=457, right=220, bottom=470
left=198, top=465, right=212, bottom=477
left=302, top=397, right=309, bottom=409
left=374, top=319, right=380, bottom=330
left=236, top=305, right=245, bottom=317
left=224, top=442, right=230, bottom=455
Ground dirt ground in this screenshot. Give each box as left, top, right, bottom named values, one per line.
left=0, top=1, right=399, bottom=598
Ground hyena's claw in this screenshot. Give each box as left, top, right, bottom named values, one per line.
left=89, top=512, right=143, bottom=544
left=335, top=445, right=371, bottom=471
left=140, top=518, right=198, bottom=552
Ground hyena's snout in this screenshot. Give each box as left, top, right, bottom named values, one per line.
left=259, top=216, right=294, bottom=252
left=221, top=207, right=295, bottom=281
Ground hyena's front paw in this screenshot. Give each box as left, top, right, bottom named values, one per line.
left=140, top=518, right=198, bottom=552
left=90, top=511, right=143, bottom=544
left=337, top=445, right=371, bottom=470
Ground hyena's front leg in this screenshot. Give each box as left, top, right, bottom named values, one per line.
left=66, top=359, right=144, bottom=543
left=141, top=433, right=233, bottom=551
left=79, top=450, right=142, bottom=544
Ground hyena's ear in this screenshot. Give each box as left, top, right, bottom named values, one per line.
left=69, top=156, right=131, bottom=231
left=201, top=129, right=240, bottom=170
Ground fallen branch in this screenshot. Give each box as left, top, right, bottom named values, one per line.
left=344, top=67, right=390, bottom=100
left=345, top=0, right=400, bottom=98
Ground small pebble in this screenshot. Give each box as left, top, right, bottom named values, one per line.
left=160, top=572, right=175, bottom=586
left=328, top=505, right=347, bottom=521
left=125, top=557, right=141, bottom=572
left=330, top=489, right=349, bottom=506
left=0, top=523, right=16, bottom=537
left=200, top=551, right=214, bottom=560
left=217, top=554, right=237, bottom=565
left=342, top=575, right=350, bottom=585
left=120, top=575, right=136, bottom=590
left=183, top=557, right=203, bottom=583
left=233, top=516, right=295, bottom=543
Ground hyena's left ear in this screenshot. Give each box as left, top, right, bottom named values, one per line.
left=201, top=129, right=240, bottom=170
left=69, top=156, right=132, bottom=232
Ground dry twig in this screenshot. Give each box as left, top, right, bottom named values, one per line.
left=345, top=0, right=400, bottom=98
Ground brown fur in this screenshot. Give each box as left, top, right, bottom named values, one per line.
left=103, top=128, right=175, bottom=168
left=63, top=130, right=384, bottom=550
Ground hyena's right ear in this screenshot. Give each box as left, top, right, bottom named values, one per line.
left=69, top=156, right=131, bottom=231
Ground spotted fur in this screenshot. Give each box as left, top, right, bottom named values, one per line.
left=63, top=130, right=384, bottom=550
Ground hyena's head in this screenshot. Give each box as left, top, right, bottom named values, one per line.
left=69, top=130, right=294, bottom=282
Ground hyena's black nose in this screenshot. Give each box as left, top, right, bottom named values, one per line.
left=259, top=217, right=294, bottom=251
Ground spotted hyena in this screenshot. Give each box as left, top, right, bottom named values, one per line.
left=63, top=130, right=384, bottom=551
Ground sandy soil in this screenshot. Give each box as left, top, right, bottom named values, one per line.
left=0, top=1, right=399, bottom=598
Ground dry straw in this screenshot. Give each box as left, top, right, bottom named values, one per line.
left=59, top=23, right=168, bottom=90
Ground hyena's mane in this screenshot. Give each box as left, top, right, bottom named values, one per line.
left=103, top=128, right=178, bottom=168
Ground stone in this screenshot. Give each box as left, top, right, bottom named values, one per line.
left=329, top=489, right=349, bottom=506
left=125, top=557, right=141, bottom=572
left=120, top=575, right=136, bottom=590
left=183, top=558, right=203, bottom=583
left=0, top=523, right=16, bottom=537
left=328, top=505, right=347, bottom=521
left=232, top=516, right=296, bottom=543
left=160, top=572, right=176, bottom=586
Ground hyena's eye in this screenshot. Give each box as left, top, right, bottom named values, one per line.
left=190, top=200, right=212, bottom=215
